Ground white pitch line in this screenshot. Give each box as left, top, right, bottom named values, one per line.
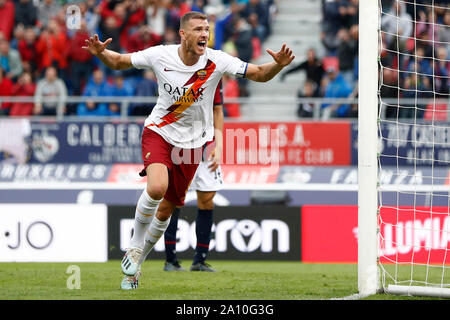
left=329, top=293, right=369, bottom=300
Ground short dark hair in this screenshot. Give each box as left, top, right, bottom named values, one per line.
left=180, top=11, right=207, bottom=29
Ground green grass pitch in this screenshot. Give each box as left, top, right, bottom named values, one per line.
left=0, top=261, right=442, bottom=300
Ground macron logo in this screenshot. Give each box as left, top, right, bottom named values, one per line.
left=164, top=68, right=174, bottom=72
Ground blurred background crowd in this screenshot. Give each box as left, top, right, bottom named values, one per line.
left=0, top=0, right=448, bottom=119
left=287, top=0, right=449, bottom=119
left=0, top=0, right=275, bottom=117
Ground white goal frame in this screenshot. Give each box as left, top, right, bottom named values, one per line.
left=358, top=0, right=380, bottom=296
left=358, top=0, right=450, bottom=298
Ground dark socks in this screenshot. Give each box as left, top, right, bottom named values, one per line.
left=164, top=207, right=180, bottom=263
left=193, top=209, right=214, bottom=264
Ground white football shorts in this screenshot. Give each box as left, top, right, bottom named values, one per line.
left=189, top=161, right=224, bottom=192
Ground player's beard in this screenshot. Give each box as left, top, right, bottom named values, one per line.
left=187, top=35, right=207, bottom=56
left=191, top=41, right=204, bottom=56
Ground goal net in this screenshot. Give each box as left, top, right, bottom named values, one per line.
left=359, top=0, right=450, bottom=297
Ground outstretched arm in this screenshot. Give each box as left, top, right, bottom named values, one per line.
left=245, top=44, right=295, bottom=82
left=82, top=34, right=133, bottom=70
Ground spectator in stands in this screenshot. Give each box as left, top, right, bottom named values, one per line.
left=280, top=48, right=324, bottom=96
left=349, top=24, right=359, bottom=81
left=127, top=25, right=162, bottom=53
left=320, top=30, right=340, bottom=56
left=97, top=0, right=144, bottom=50
left=191, top=0, right=207, bottom=13
left=223, top=1, right=245, bottom=44
left=437, top=10, right=450, bottom=50
left=0, top=67, right=13, bottom=114
left=118, top=0, right=146, bottom=50
left=414, top=9, right=439, bottom=58
left=14, top=0, right=37, bottom=28
left=107, top=73, right=134, bottom=117
left=380, top=68, right=400, bottom=118
left=37, top=0, right=61, bottom=29
left=403, top=46, right=432, bottom=80
left=130, top=69, right=158, bottom=116
left=321, top=64, right=352, bottom=119
left=34, top=66, right=68, bottom=116
left=99, top=15, right=124, bottom=54
left=10, top=71, right=35, bottom=116
left=336, top=27, right=357, bottom=87
left=0, top=38, right=23, bottom=81
left=400, top=74, right=431, bottom=119
left=246, top=13, right=263, bottom=55
left=166, top=0, right=192, bottom=31
left=162, top=26, right=179, bottom=45
left=231, top=17, right=253, bottom=96
left=321, top=0, right=347, bottom=55
left=203, top=4, right=226, bottom=49
left=145, top=0, right=169, bottom=37
left=98, top=0, right=142, bottom=52
left=379, top=32, right=395, bottom=68
left=297, top=79, right=318, bottom=118
left=18, top=27, right=38, bottom=76
left=0, top=0, right=14, bottom=41
left=381, top=1, right=413, bottom=54
left=77, top=69, right=112, bottom=116
left=339, top=0, right=358, bottom=29
left=35, top=19, right=68, bottom=74
left=208, top=1, right=240, bottom=50
left=240, top=0, right=269, bottom=41
left=10, top=24, right=25, bottom=50
left=434, top=46, right=449, bottom=95
left=0, top=0, right=276, bottom=108
left=222, top=73, right=240, bottom=117
left=80, top=0, right=100, bottom=35
left=322, top=0, right=347, bottom=32
left=68, top=20, right=94, bottom=96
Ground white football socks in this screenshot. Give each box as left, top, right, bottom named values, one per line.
left=138, top=216, right=171, bottom=265
left=129, top=189, right=161, bottom=250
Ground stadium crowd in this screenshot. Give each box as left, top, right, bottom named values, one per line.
left=0, top=0, right=448, bottom=119
left=282, top=0, right=449, bottom=119
left=0, top=0, right=275, bottom=117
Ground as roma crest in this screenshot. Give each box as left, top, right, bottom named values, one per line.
left=197, top=70, right=207, bottom=80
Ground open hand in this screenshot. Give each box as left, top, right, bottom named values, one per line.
left=266, top=44, right=295, bottom=67
left=82, top=34, right=112, bottom=56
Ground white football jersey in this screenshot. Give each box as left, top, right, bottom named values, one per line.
left=131, top=44, right=247, bottom=148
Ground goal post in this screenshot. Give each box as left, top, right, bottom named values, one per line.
left=359, top=0, right=450, bottom=298
left=358, top=0, right=380, bottom=296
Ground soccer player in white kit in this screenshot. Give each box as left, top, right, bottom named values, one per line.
left=163, top=81, right=224, bottom=273
left=82, top=11, right=295, bottom=290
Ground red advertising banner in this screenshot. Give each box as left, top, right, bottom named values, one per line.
left=302, top=205, right=357, bottom=263
left=302, top=205, right=450, bottom=264
left=379, top=206, right=450, bottom=265
left=108, top=164, right=145, bottom=183
left=107, top=164, right=279, bottom=185
left=221, top=165, right=279, bottom=184
left=222, top=122, right=351, bottom=166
